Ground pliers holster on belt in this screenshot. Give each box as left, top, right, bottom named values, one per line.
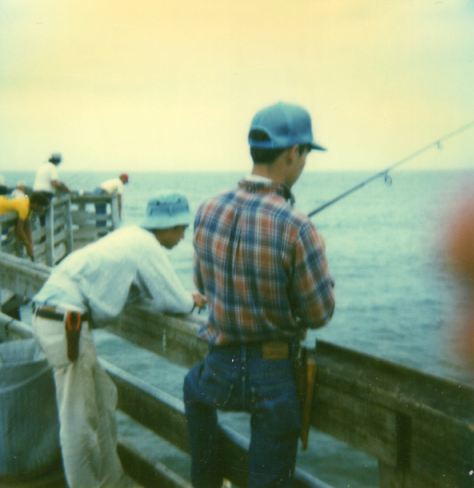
left=65, top=311, right=82, bottom=362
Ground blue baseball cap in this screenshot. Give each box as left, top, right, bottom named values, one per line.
left=248, top=102, right=326, bottom=151
left=141, top=191, right=192, bottom=230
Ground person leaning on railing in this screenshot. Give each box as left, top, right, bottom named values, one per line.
left=31, top=190, right=206, bottom=488
left=92, top=173, right=129, bottom=227
left=0, top=191, right=50, bottom=257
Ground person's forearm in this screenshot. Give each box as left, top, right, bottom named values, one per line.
left=52, top=180, right=70, bottom=192
left=15, top=228, right=33, bottom=254
left=27, top=222, right=33, bottom=246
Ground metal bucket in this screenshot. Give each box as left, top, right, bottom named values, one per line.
left=0, top=339, right=61, bottom=480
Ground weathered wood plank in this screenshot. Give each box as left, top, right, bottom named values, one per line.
left=71, top=210, right=109, bottom=224
left=32, top=228, right=46, bottom=243
left=0, top=213, right=16, bottom=225
left=33, top=241, right=47, bottom=256
left=0, top=289, right=15, bottom=307
left=44, top=206, right=54, bottom=266
left=52, top=215, right=67, bottom=232
left=312, top=384, right=397, bottom=464
left=117, top=435, right=191, bottom=488
left=1, top=241, right=18, bottom=255
left=409, top=415, right=474, bottom=487
left=0, top=254, right=50, bottom=298
left=110, top=302, right=207, bottom=369
left=379, top=461, right=439, bottom=488
left=111, top=195, right=120, bottom=229
left=0, top=311, right=33, bottom=341
left=311, top=342, right=474, bottom=488
left=311, top=341, right=474, bottom=423
left=70, top=194, right=115, bottom=204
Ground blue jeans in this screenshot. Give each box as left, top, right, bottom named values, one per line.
left=183, top=342, right=301, bottom=488
left=92, top=188, right=107, bottom=227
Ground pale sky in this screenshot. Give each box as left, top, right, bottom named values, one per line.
left=0, top=0, right=473, bottom=173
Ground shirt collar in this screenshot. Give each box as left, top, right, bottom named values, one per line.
left=239, top=176, right=295, bottom=205
left=244, top=174, right=272, bottom=183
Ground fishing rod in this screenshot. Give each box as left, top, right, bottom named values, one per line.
left=308, top=120, right=474, bottom=218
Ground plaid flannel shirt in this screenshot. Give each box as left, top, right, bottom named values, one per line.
left=193, top=179, right=335, bottom=345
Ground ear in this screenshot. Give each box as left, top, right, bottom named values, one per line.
left=286, top=145, right=299, bottom=165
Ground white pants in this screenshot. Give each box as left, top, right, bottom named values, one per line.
left=33, top=312, right=139, bottom=488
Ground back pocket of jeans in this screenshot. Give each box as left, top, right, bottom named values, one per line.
left=198, top=362, right=235, bottom=409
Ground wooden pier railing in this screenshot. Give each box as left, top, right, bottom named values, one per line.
left=0, top=195, right=72, bottom=266
left=1, top=253, right=473, bottom=488
left=0, top=193, right=120, bottom=264
left=70, top=192, right=120, bottom=249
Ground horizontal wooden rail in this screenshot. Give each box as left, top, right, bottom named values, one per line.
left=0, top=312, right=33, bottom=341
left=117, top=435, right=192, bottom=488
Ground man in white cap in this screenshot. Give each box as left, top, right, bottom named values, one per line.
left=33, top=153, right=70, bottom=200
left=33, top=153, right=71, bottom=225
left=32, top=190, right=206, bottom=488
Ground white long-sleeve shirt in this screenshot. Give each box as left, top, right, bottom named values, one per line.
left=34, top=226, right=194, bottom=326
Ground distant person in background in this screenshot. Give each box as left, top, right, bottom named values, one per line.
left=10, top=181, right=27, bottom=198
left=92, top=173, right=129, bottom=227
left=33, top=153, right=71, bottom=201
left=0, top=192, right=50, bottom=257
left=32, top=190, right=206, bottom=488
left=443, top=190, right=474, bottom=371
left=0, top=174, right=8, bottom=195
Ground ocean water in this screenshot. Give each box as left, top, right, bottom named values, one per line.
left=4, top=169, right=474, bottom=487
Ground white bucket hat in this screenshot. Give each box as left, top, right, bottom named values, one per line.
left=140, top=190, right=192, bottom=230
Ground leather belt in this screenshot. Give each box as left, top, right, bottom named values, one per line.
left=210, top=341, right=292, bottom=360
left=33, top=304, right=89, bottom=323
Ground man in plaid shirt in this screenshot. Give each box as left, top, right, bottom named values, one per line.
left=184, top=102, right=335, bottom=488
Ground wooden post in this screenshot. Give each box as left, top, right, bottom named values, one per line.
left=110, top=194, right=120, bottom=230
left=44, top=203, right=54, bottom=266
left=65, top=197, right=73, bottom=255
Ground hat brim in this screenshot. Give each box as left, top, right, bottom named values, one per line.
left=140, top=213, right=192, bottom=230
left=310, top=142, right=326, bottom=151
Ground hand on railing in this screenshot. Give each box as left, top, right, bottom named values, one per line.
left=190, top=291, right=207, bottom=313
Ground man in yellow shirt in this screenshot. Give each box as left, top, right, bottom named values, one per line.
left=0, top=192, right=50, bottom=257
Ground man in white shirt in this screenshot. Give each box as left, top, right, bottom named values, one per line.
left=33, top=153, right=70, bottom=200
left=32, top=190, right=206, bottom=488
left=93, top=173, right=129, bottom=226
